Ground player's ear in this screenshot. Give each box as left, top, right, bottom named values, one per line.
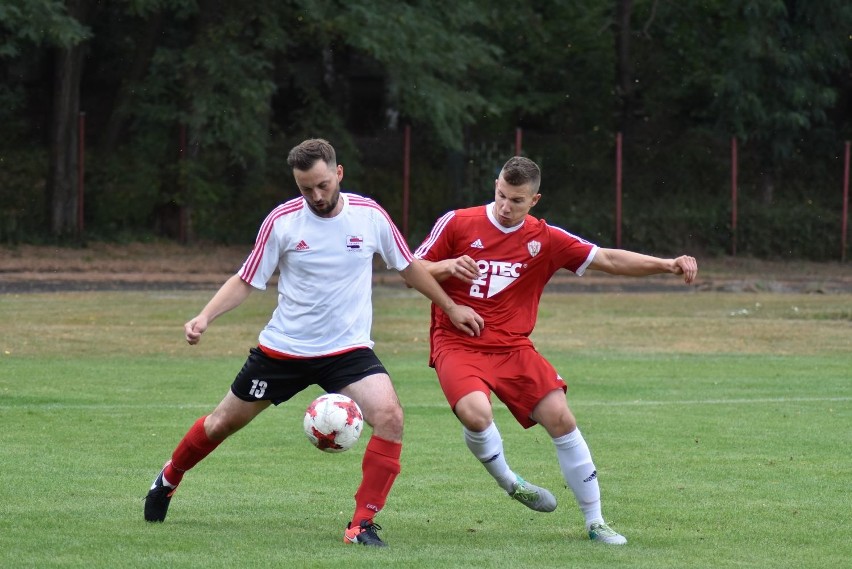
left=337, top=164, right=344, bottom=181
left=530, top=193, right=541, bottom=207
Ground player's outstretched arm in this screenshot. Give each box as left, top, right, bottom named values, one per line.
left=400, top=260, right=484, bottom=336
left=588, top=248, right=698, bottom=284
left=185, top=274, right=255, bottom=344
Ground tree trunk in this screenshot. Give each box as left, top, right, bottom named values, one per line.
left=614, top=0, right=634, bottom=135
left=760, top=171, right=775, bottom=206
left=46, top=0, right=91, bottom=238
left=159, top=0, right=216, bottom=244
left=47, top=45, right=83, bottom=236
left=100, top=11, right=164, bottom=152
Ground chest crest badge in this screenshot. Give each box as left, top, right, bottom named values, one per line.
left=346, top=235, right=364, bottom=250
left=527, top=240, right=541, bottom=257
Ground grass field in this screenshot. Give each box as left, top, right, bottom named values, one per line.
left=0, top=286, right=849, bottom=568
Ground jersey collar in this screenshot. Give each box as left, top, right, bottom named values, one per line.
left=485, top=202, right=526, bottom=233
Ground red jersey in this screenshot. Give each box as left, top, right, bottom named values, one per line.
left=414, top=203, right=598, bottom=362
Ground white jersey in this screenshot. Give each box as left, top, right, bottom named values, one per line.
left=237, top=192, right=413, bottom=357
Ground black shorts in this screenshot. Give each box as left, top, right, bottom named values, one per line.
left=230, top=346, right=388, bottom=405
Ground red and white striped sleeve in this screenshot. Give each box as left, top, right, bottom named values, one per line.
left=237, top=198, right=303, bottom=289
left=414, top=210, right=456, bottom=261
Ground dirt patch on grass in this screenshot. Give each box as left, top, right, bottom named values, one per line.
left=0, top=242, right=850, bottom=293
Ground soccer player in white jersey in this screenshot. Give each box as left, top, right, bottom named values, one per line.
left=144, top=139, right=484, bottom=547
left=414, top=156, right=697, bottom=545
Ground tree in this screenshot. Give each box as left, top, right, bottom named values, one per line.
left=47, top=0, right=97, bottom=238
left=4, top=0, right=850, bottom=258
left=298, top=0, right=503, bottom=150
left=705, top=0, right=852, bottom=204
left=0, top=0, right=86, bottom=58
left=0, top=0, right=88, bottom=238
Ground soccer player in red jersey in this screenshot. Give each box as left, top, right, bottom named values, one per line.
left=415, top=156, right=698, bottom=544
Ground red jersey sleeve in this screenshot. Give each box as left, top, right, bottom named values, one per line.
left=414, top=210, right=457, bottom=262
left=546, top=224, right=598, bottom=276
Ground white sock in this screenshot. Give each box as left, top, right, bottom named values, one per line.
left=463, top=423, right=517, bottom=492
left=553, top=428, right=603, bottom=527
left=150, top=470, right=176, bottom=490
left=161, top=473, right=176, bottom=488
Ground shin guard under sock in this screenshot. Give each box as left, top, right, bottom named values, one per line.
left=351, top=435, right=402, bottom=525
left=163, top=416, right=222, bottom=487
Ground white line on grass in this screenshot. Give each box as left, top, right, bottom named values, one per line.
left=579, top=396, right=851, bottom=407
left=0, top=396, right=849, bottom=411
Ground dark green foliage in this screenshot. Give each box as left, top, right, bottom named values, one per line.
left=0, top=146, right=48, bottom=244
left=0, top=0, right=88, bottom=57
left=736, top=200, right=841, bottom=260
left=83, top=150, right=163, bottom=239
left=0, top=0, right=851, bottom=259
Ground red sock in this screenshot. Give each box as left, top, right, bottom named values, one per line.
left=351, top=435, right=402, bottom=526
left=163, top=416, right=222, bottom=486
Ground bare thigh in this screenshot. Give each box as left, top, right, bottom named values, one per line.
left=204, top=390, right=272, bottom=442
left=340, top=373, right=403, bottom=442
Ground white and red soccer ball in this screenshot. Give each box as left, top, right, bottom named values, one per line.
left=303, top=393, right=364, bottom=452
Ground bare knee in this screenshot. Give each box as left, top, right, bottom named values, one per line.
left=340, top=374, right=404, bottom=442
left=204, top=395, right=268, bottom=442
left=540, top=413, right=577, bottom=438
left=454, top=392, right=493, bottom=432
left=531, top=394, right=577, bottom=438
left=366, top=401, right=404, bottom=442
left=203, top=412, right=242, bottom=442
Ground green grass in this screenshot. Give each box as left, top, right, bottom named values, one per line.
left=0, top=288, right=849, bottom=568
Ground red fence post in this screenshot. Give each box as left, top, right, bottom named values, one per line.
left=842, top=141, right=850, bottom=262
left=402, top=124, right=411, bottom=243
left=77, top=111, right=86, bottom=239
left=615, top=132, right=623, bottom=249
left=731, top=137, right=738, bottom=257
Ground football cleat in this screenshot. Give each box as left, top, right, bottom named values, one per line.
left=509, top=476, right=557, bottom=512
left=144, top=466, right=178, bottom=522
left=344, top=520, right=387, bottom=547
left=588, top=521, right=627, bottom=545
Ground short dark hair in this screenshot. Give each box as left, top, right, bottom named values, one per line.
left=499, top=156, right=541, bottom=192
left=287, top=138, right=337, bottom=171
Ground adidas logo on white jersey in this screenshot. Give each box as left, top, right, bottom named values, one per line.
left=470, top=239, right=484, bottom=249
left=295, top=240, right=310, bottom=251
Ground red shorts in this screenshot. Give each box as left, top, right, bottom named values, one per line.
left=433, top=347, right=567, bottom=429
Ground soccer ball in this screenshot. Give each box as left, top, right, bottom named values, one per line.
left=303, top=393, right=364, bottom=453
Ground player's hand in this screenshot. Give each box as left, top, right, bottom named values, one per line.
left=448, top=255, right=481, bottom=283
left=447, top=305, right=485, bottom=337
left=672, top=255, right=698, bottom=285
left=184, top=316, right=209, bottom=345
